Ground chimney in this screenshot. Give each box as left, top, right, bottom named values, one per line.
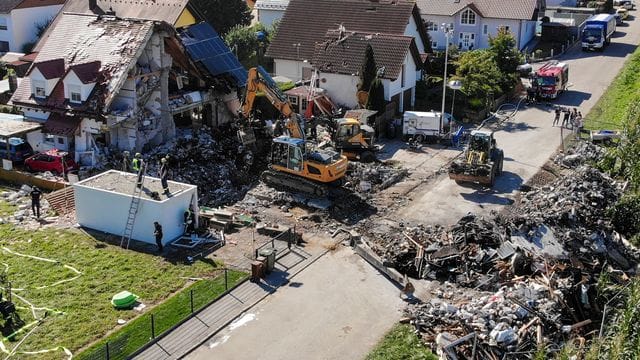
left=89, top=0, right=98, bottom=11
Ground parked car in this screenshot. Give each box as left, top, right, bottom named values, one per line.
left=617, top=7, right=629, bottom=20
left=24, top=149, right=78, bottom=174
left=0, top=137, right=34, bottom=162
left=615, top=0, right=635, bottom=9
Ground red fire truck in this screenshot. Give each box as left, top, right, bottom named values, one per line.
left=534, top=61, right=569, bottom=100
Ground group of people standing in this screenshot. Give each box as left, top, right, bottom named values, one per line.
left=553, top=106, right=584, bottom=134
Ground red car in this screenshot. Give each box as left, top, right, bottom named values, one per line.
left=24, top=150, right=79, bottom=175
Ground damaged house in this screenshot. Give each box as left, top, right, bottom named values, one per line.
left=266, top=0, right=430, bottom=113
left=10, top=12, right=246, bottom=166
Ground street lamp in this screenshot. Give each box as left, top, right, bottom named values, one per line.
left=448, top=79, right=462, bottom=128
left=440, top=24, right=455, bottom=135
left=293, top=43, right=301, bottom=80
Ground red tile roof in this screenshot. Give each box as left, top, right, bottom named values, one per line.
left=68, top=61, right=101, bottom=84
left=15, top=0, right=66, bottom=9
left=11, top=13, right=155, bottom=112
left=19, top=52, right=38, bottom=62
left=266, top=0, right=423, bottom=61
left=312, top=31, right=421, bottom=80
left=32, top=59, right=65, bottom=79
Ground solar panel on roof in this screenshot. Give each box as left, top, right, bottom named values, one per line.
left=179, top=23, right=248, bottom=87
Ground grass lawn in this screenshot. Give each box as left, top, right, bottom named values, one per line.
left=584, top=45, right=640, bottom=130
left=0, top=195, right=245, bottom=359
left=366, top=324, right=437, bottom=360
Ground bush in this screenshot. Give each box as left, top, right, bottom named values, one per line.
left=608, top=194, right=640, bottom=243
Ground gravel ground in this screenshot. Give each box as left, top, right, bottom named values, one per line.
left=78, top=170, right=192, bottom=200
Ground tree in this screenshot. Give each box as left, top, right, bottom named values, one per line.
left=366, top=77, right=386, bottom=114
left=358, top=44, right=377, bottom=92
left=191, top=0, right=252, bottom=35
left=488, top=27, right=523, bottom=93
left=455, top=49, right=502, bottom=100
left=224, top=25, right=260, bottom=68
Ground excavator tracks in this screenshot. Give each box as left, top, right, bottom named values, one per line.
left=261, top=170, right=328, bottom=198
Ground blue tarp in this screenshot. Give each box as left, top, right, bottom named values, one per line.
left=179, top=23, right=248, bottom=87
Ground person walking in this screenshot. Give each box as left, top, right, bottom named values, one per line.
left=183, top=205, right=195, bottom=235
left=153, top=221, right=163, bottom=253
left=159, top=157, right=169, bottom=195
left=132, top=153, right=144, bottom=188
left=30, top=186, right=42, bottom=218
left=553, top=107, right=561, bottom=126
left=575, top=111, right=584, bottom=136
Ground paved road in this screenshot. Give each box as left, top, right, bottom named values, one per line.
left=187, top=248, right=405, bottom=360
left=396, top=14, right=640, bottom=226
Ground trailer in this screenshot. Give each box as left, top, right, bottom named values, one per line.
left=402, top=111, right=455, bottom=143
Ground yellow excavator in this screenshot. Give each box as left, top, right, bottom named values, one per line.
left=241, top=66, right=348, bottom=196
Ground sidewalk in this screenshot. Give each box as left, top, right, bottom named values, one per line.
left=133, top=245, right=326, bottom=360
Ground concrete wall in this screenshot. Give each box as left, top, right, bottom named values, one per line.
left=10, top=5, right=63, bottom=53
left=74, top=173, right=198, bottom=244
left=274, top=59, right=311, bottom=81
left=405, top=15, right=426, bottom=53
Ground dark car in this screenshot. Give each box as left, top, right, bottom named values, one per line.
left=24, top=149, right=79, bottom=175
left=0, top=137, right=34, bottom=162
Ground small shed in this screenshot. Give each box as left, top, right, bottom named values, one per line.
left=74, top=170, right=198, bottom=245
left=541, top=22, right=570, bottom=43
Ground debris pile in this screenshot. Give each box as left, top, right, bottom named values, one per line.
left=344, top=162, right=408, bottom=193
left=365, top=142, right=640, bottom=358
left=0, top=185, right=53, bottom=224
left=103, top=126, right=266, bottom=207
left=406, top=278, right=590, bottom=359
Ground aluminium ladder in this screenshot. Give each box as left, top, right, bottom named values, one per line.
left=120, top=163, right=147, bottom=249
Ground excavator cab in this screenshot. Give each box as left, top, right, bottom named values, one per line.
left=334, top=118, right=376, bottom=162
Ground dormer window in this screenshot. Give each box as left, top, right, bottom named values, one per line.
left=33, top=80, right=46, bottom=98
left=69, top=85, right=82, bottom=103
left=461, top=9, right=476, bottom=25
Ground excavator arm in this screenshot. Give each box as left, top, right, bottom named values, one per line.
left=241, top=66, right=304, bottom=139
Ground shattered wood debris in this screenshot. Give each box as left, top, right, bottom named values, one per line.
left=365, top=141, right=640, bottom=358
left=101, top=126, right=266, bottom=207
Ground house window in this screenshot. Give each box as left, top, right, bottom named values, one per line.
left=301, top=98, right=308, bottom=111
left=461, top=9, right=476, bottom=25
left=44, top=134, right=55, bottom=144
left=426, top=21, right=438, bottom=31
left=499, top=25, right=510, bottom=33
left=288, top=96, right=298, bottom=105
left=483, top=24, right=488, bottom=35
left=58, top=137, right=65, bottom=145
left=0, top=41, right=8, bottom=52
left=432, top=41, right=438, bottom=48
left=68, top=85, right=82, bottom=103
left=401, top=64, right=405, bottom=88
left=0, top=18, right=7, bottom=31
left=33, top=80, right=46, bottom=98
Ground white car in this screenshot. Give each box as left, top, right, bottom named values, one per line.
left=615, top=0, right=635, bottom=10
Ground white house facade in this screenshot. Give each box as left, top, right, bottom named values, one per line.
left=255, top=0, right=289, bottom=27
left=0, top=0, right=65, bottom=53
left=417, top=0, right=540, bottom=51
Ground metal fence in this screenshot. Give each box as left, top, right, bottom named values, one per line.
left=81, top=268, right=237, bottom=360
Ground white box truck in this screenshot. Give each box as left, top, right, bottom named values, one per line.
left=402, top=111, right=454, bottom=142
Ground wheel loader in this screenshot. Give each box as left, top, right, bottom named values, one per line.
left=448, top=130, right=504, bottom=187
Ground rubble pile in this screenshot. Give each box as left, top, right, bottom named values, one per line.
left=367, top=142, right=640, bottom=358
left=104, top=126, right=267, bottom=207
left=406, top=278, right=582, bottom=359
left=0, top=185, right=53, bottom=225
left=554, top=140, right=606, bottom=168
left=344, top=162, right=409, bottom=193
